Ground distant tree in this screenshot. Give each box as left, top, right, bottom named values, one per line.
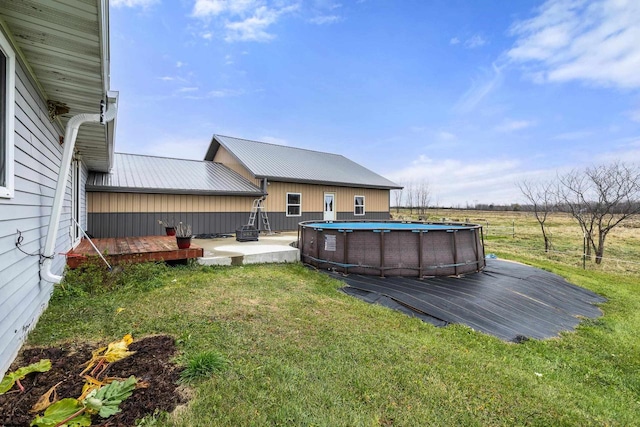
left=556, top=162, right=640, bottom=264
left=518, top=179, right=554, bottom=252
left=392, top=188, right=404, bottom=213
left=405, top=180, right=416, bottom=215
left=416, top=179, right=431, bottom=216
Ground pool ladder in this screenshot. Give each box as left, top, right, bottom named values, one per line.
left=248, top=197, right=273, bottom=235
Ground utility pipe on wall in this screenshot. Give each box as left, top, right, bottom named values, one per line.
left=41, top=100, right=117, bottom=283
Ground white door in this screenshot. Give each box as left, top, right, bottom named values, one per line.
left=323, top=193, right=335, bottom=221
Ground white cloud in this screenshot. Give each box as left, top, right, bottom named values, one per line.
left=192, top=0, right=259, bottom=18
left=454, top=62, right=504, bottom=113
left=309, top=15, right=341, bottom=25
left=191, top=1, right=299, bottom=42
left=508, top=0, right=640, bottom=89
left=224, top=6, right=279, bottom=42
left=553, top=130, right=593, bottom=140
left=627, top=109, right=640, bottom=123
left=438, top=131, right=456, bottom=140
left=465, top=34, right=487, bottom=48
left=176, top=87, right=199, bottom=93
left=387, top=155, right=530, bottom=206
left=111, top=0, right=158, bottom=7
left=494, top=119, right=536, bottom=132
left=450, top=34, right=487, bottom=48
left=206, top=88, right=245, bottom=97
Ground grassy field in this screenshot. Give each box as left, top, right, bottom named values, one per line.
left=25, top=210, right=640, bottom=426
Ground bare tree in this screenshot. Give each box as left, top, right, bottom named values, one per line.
left=405, top=180, right=415, bottom=215
left=518, top=179, right=554, bottom=252
left=416, top=179, right=431, bottom=216
left=557, top=162, right=640, bottom=264
left=392, top=188, right=404, bottom=213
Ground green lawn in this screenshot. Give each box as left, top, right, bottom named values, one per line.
left=28, top=250, right=640, bottom=426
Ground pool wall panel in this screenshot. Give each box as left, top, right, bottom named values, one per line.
left=300, top=221, right=486, bottom=277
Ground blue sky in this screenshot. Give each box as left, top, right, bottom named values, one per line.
left=109, top=0, right=640, bottom=207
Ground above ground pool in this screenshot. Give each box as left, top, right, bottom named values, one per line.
left=298, top=220, right=486, bottom=277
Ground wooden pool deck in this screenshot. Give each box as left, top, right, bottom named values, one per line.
left=66, top=236, right=203, bottom=269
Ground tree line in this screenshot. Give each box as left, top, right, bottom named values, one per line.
left=519, top=161, right=640, bottom=265
left=391, top=162, right=640, bottom=266
left=392, top=179, right=431, bottom=216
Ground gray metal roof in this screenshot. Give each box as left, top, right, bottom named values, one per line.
left=205, top=135, right=402, bottom=189
left=0, top=0, right=115, bottom=172
left=87, top=153, right=265, bottom=195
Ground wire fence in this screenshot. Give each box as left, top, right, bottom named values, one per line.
left=481, top=221, right=640, bottom=271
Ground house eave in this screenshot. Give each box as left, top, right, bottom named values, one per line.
left=257, top=176, right=403, bottom=190
left=0, top=0, right=116, bottom=172
left=86, top=185, right=266, bottom=197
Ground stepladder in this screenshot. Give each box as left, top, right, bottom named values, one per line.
left=248, top=197, right=273, bottom=235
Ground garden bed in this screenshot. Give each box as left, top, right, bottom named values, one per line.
left=0, top=335, right=184, bottom=426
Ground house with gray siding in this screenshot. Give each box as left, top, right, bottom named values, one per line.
left=0, top=1, right=118, bottom=379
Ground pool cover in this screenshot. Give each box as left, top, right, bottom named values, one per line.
left=335, top=259, right=606, bottom=342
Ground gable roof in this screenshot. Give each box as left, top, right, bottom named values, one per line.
left=205, top=135, right=402, bottom=190
left=86, top=153, right=264, bottom=196
left=0, top=0, right=116, bottom=172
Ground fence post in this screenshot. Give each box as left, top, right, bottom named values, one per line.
left=512, top=220, right=515, bottom=238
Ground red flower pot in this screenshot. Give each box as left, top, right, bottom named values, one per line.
left=165, top=227, right=176, bottom=236
left=176, top=236, right=192, bottom=249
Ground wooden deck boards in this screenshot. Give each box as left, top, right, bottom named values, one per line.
left=66, top=236, right=203, bottom=269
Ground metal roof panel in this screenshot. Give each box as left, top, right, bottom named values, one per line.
left=208, top=135, right=402, bottom=189
left=86, top=153, right=265, bottom=195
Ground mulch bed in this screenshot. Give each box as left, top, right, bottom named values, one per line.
left=0, top=335, right=185, bottom=427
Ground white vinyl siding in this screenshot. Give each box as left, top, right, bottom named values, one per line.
left=286, top=192, right=301, bottom=217
left=354, top=195, right=365, bottom=216
left=0, top=29, right=15, bottom=199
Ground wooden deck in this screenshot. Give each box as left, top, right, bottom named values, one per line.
left=66, top=236, right=203, bottom=269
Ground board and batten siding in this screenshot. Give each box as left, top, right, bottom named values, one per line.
left=262, top=182, right=391, bottom=230
left=0, top=58, right=79, bottom=378
left=212, top=146, right=261, bottom=186
left=264, top=182, right=390, bottom=213
left=87, top=192, right=258, bottom=237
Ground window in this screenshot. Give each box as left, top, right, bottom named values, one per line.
left=0, top=29, right=15, bottom=199
left=286, top=193, right=301, bottom=217
left=354, top=195, right=365, bottom=216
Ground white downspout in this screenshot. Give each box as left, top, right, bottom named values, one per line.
left=41, top=100, right=118, bottom=283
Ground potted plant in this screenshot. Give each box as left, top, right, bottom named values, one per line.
left=158, top=219, right=176, bottom=236
left=175, top=222, right=192, bottom=249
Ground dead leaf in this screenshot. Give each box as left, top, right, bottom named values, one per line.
left=30, top=381, right=62, bottom=413
left=80, top=335, right=136, bottom=377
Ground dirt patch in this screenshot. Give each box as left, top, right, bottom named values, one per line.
left=0, top=335, right=185, bottom=427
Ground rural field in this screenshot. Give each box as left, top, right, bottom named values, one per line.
left=16, top=211, right=640, bottom=425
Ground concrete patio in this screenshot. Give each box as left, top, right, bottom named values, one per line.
left=195, top=232, right=300, bottom=266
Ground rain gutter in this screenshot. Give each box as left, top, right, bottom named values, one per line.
left=41, top=99, right=118, bottom=283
